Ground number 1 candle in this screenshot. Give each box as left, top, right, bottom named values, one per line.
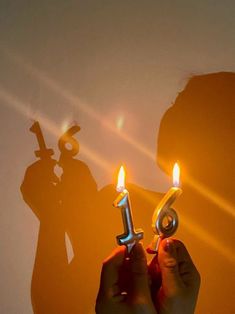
left=113, top=166, right=144, bottom=253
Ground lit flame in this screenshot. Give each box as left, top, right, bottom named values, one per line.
left=116, top=115, right=125, bottom=131
left=117, top=165, right=126, bottom=192
left=62, top=120, right=69, bottom=133
left=173, top=162, right=180, bottom=187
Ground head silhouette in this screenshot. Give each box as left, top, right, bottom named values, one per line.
left=157, top=72, right=235, bottom=314
left=157, top=72, right=235, bottom=203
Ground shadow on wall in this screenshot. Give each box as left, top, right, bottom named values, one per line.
left=157, top=72, right=235, bottom=314
left=21, top=122, right=161, bottom=314
left=21, top=72, right=235, bottom=314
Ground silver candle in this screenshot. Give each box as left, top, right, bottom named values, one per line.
left=113, top=166, right=144, bottom=253
left=147, top=163, right=182, bottom=254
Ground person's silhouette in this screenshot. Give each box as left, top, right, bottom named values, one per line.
left=21, top=122, right=99, bottom=313
left=157, top=72, right=235, bottom=314
left=21, top=121, right=163, bottom=313
left=21, top=122, right=66, bottom=313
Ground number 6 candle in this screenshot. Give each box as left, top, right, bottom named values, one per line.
left=113, top=166, right=144, bottom=253
left=147, top=162, right=182, bottom=254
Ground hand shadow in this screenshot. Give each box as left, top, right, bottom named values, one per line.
left=21, top=123, right=98, bottom=313
left=21, top=121, right=162, bottom=314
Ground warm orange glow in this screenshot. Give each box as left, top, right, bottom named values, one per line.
left=117, top=165, right=126, bottom=192
left=62, top=120, right=70, bottom=133
left=173, top=162, right=180, bottom=187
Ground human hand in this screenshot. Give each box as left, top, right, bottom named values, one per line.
left=148, top=238, right=200, bottom=314
left=21, top=158, right=60, bottom=220
left=96, top=243, right=157, bottom=314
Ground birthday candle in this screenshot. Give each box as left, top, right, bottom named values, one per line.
left=147, top=163, right=182, bottom=254
left=113, top=166, right=144, bottom=253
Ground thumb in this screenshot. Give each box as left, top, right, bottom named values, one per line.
left=129, top=242, right=151, bottom=300
left=158, top=238, right=184, bottom=297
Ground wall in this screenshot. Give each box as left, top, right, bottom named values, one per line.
left=0, top=1, right=235, bottom=313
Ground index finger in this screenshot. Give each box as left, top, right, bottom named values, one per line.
left=98, top=246, right=126, bottom=299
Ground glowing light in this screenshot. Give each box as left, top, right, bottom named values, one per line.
left=3, top=45, right=235, bottom=223
left=0, top=86, right=112, bottom=173
left=116, top=116, right=125, bottom=131
left=173, top=162, right=180, bottom=187
left=186, top=174, right=235, bottom=219
left=0, top=45, right=156, bottom=161
left=117, top=166, right=125, bottom=192
left=61, top=120, right=69, bottom=133
left=130, top=184, right=235, bottom=265
left=1, top=83, right=234, bottom=265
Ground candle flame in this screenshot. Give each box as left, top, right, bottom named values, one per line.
left=117, top=165, right=126, bottom=192
left=62, top=120, right=69, bottom=133
left=173, top=162, right=180, bottom=187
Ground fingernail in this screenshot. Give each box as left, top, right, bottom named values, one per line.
left=164, top=239, right=174, bottom=253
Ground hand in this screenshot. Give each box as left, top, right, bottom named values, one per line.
left=96, top=243, right=157, bottom=314
left=148, top=238, right=200, bottom=314
left=21, top=158, right=60, bottom=219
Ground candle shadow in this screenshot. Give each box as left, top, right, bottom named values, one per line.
left=21, top=122, right=162, bottom=314
left=21, top=123, right=100, bottom=313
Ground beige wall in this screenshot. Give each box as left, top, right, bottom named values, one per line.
left=0, top=1, right=235, bottom=313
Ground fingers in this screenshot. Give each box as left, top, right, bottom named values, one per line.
left=174, top=241, right=201, bottom=292
left=148, top=254, right=162, bottom=298
left=157, top=238, right=200, bottom=297
left=158, top=238, right=184, bottom=297
left=129, top=242, right=151, bottom=300
left=98, top=243, right=152, bottom=303
left=98, top=246, right=126, bottom=299
left=96, top=244, right=157, bottom=313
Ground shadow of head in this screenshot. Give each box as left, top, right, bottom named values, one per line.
left=157, top=72, right=235, bottom=203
